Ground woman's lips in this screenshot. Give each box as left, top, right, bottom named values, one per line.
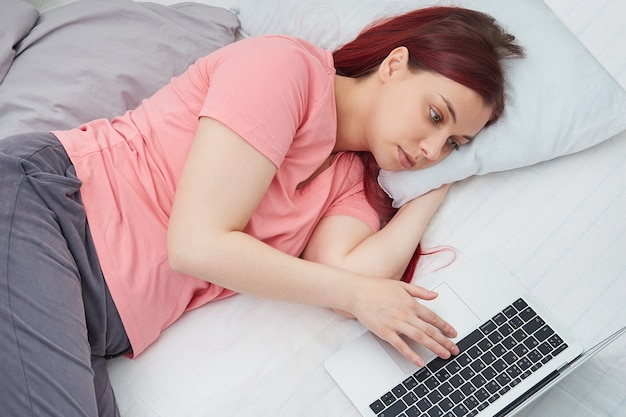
left=398, top=146, right=416, bottom=169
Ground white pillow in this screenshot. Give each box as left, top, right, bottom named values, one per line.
left=234, top=0, right=626, bottom=206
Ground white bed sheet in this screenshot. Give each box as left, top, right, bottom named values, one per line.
left=95, top=0, right=625, bottom=415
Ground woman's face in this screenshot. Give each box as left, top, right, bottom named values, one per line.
left=364, top=67, right=493, bottom=172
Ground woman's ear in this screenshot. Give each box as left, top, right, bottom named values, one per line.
left=378, top=46, right=410, bottom=81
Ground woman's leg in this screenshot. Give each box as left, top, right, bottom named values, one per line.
left=0, top=133, right=129, bottom=417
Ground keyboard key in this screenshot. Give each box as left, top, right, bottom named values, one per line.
left=403, top=391, right=419, bottom=406
left=548, top=335, right=564, bottom=348
left=379, top=400, right=406, bottom=417
left=509, top=316, right=524, bottom=329
left=392, top=383, right=407, bottom=397
left=449, top=374, right=464, bottom=389
left=478, top=339, right=493, bottom=352
left=440, top=398, right=455, bottom=412
left=450, top=389, right=465, bottom=404
left=414, top=384, right=429, bottom=398
left=452, top=404, right=469, bottom=416
left=381, top=392, right=397, bottom=406
left=403, top=376, right=418, bottom=391
left=439, top=382, right=454, bottom=396
left=471, top=374, right=487, bottom=388
left=474, top=388, right=490, bottom=402
left=470, top=360, right=486, bottom=373
left=463, top=395, right=479, bottom=410
left=513, top=298, right=528, bottom=311
left=503, top=351, right=518, bottom=365
left=492, top=359, right=507, bottom=373
left=481, top=366, right=497, bottom=381
left=460, top=382, right=476, bottom=396
left=456, top=353, right=472, bottom=367
left=427, top=405, right=444, bottom=417
left=445, top=361, right=462, bottom=376
left=414, top=367, right=431, bottom=383
left=517, top=357, right=532, bottom=371
left=538, top=342, right=553, bottom=355
left=457, top=329, right=483, bottom=352
left=481, top=350, right=497, bottom=365
left=499, top=323, right=513, bottom=336
left=535, top=325, right=554, bottom=342
left=524, top=336, right=539, bottom=350
left=503, top=305, right=517, bottom=318
left=518, top=307, right=536, bottom=322
left=369, top=399, right=384, bottom=413
left=428, top=357, right=449, bottom=372
left=425, top=376, right=439, bottom=390
left=523, top=317, right=545, bottom=335
left=485, top=380, right=500, bottom=394
left=513, top=344, right=529, bottom=358
left=417, top=398, right=433, bottom=412
left=467, top=346, right=482, bottom=359
left=502, top=336, right=517, bottom=349
left=496, top=372, right=511, bottom=387
left=552, top=343, right=568, bottom=356
left=460, top=367, right=476, bottom=380
left=427, top=390, right=443, bottom=404
left=406, top=406, right=420, bottom=417
left=488, top=331, right=503, bottom=344
left=506, top=365, right=522, bottom=379
left=492, top=313, right=507, bottom=326
left=480, top=321, right=497, bottom=335
left=435, top=369, right=451, bottom=383
left=512, top=329, right=527, bottom=342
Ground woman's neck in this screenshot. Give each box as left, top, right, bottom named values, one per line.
left=333, top=74, right=371, bottom=153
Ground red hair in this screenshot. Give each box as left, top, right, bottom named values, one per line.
left=335, top=7, right=524, bottom=282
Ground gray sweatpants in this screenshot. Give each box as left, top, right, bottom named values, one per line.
left=0, top=133, right=131, bottom=417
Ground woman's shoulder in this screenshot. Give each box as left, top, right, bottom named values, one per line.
left=220, top=35, right=333, bottom=71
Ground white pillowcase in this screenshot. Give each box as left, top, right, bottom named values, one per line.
left=234, top=0, right=626, bottom=206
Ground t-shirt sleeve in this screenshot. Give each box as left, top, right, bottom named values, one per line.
left=198, top=36, right=327, bottom=168
left=324, top=154, right=382, bottom=233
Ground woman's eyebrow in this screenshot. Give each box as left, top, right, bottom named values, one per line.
left=439, top=94, right=475, bottom=142
left=438, top=94, right=457, bottom=124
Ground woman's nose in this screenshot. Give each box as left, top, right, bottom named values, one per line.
left=419, top=135, right=446, bottom=160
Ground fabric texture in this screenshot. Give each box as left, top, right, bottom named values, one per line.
left=0, top=0, right=240, bottom=138
left=0, top=132, right=130, bottom=417
left=0, top=0, right=39, bottom=82
left=54, top=35, right=379, bottom=357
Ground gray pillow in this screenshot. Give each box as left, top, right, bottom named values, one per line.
left=0, top=0, right=39, bottom=82
left=0, top=0, right=240, bottom=139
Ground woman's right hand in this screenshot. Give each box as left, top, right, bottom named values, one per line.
left=346, top=277, right=459, bottom=367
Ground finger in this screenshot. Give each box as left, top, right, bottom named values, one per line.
left=384, top=331, right=427, bottom=367
left=399, top=320, right=459, bottom=359
left=401, top=283, right=439, bottom=301
left=414, top=303, right=458, bottom=339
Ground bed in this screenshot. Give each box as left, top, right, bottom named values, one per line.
left=3, top=0, right=625, bottom=416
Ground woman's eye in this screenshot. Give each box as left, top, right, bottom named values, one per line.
left=446, top=137, right=460, bottom=151
left=430, top=108, right=442, bottom=123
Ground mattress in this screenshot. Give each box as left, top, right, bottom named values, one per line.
left=14, top=0, right=626, bottom=416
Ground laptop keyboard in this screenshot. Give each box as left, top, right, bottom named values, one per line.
left=369, top=298, right=568, bottom=417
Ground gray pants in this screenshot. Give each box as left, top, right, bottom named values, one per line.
left=0, top=133, right=131, bottom=417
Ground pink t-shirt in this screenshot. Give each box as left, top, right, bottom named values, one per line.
left=54, top=36, right=380, bottom=356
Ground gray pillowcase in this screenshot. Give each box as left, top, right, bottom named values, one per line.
left=0, top=0, right=39, bottom=82
left=0, top=0, right=240, bottom=139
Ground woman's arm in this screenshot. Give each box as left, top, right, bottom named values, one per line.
left=168, top=117, right=457, bottom=366
left=302, top=184, right=450, bottom=280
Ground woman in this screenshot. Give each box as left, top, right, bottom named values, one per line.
left=0, top=6, right=523, bottom=417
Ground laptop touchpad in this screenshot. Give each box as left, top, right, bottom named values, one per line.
left=377, top=282, right=481, bottom=374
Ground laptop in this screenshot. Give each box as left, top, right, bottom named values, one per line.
left=325, top=253, right=626, bottom=417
